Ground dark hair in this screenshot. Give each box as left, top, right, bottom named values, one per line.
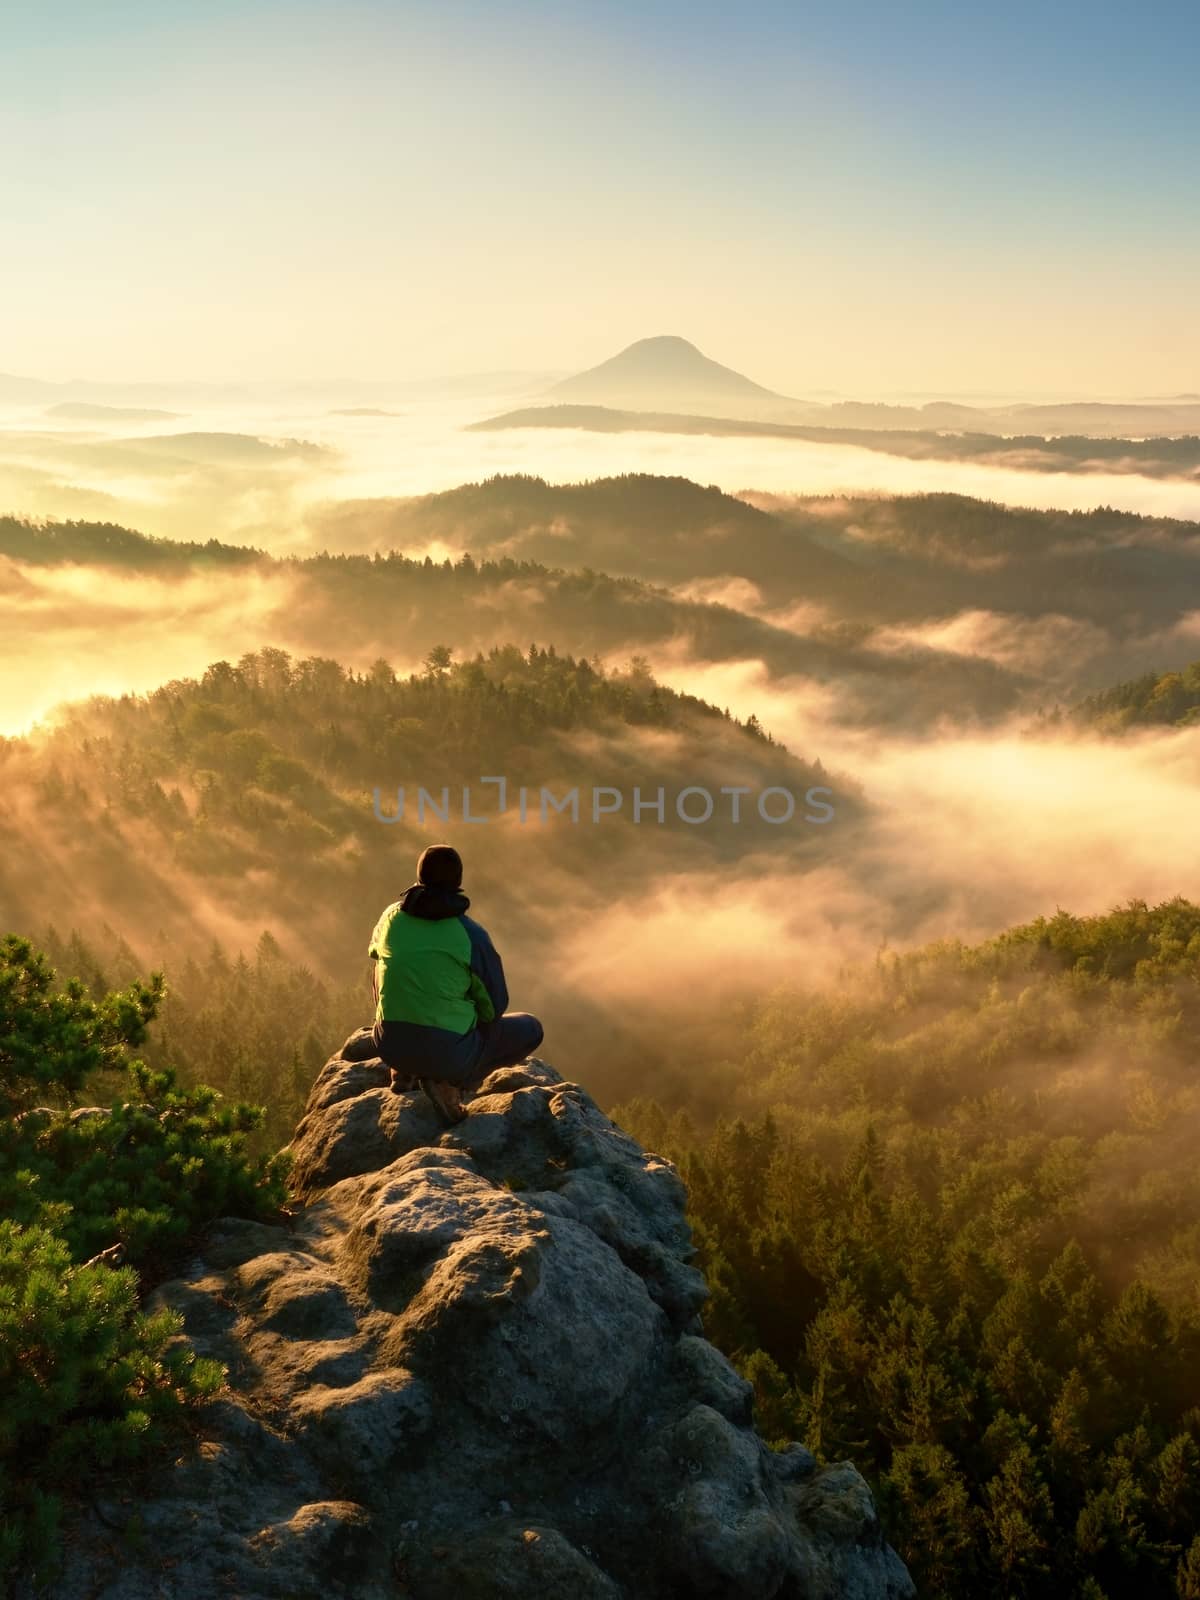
left=417, top=843, right=463, bottom=888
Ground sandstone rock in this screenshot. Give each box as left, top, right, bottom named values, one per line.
left=337, top=1025, right=383, bottom=1062
left=25, top=1036, right=914, bottom=1600
left=676, top=1333, right=755, bottom=1424
left=243, top=1501, right=385, bottom=1599
left=409, top=1520, right=625, bottom=1599
left=288, top=1368, right=432, bottom=1488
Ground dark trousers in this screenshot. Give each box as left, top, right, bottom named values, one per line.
left=373, top=1012, right=544, bottom=1092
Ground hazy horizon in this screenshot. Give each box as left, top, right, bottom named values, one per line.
left=7, top=377, right=1200, bottom=554
left=4, top=358, right=1197, bottom=409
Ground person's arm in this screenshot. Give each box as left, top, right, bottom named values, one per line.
left=368, top=908, right=389, bottom=1013
left=464, top=917, right=508, bottom=1023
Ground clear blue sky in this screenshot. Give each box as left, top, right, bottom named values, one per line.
left=2, top=0, right=1197, bottom=393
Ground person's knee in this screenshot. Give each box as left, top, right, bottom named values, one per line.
left=524, top=1014, right=544, bottom=1052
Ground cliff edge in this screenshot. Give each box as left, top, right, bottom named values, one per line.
left=29, top=1034, right=913, bottom=1599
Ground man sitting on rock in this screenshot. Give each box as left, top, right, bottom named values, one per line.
left=369, top=843, right=544, bottom=1125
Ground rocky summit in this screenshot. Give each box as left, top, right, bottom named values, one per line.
left=33, top=1033, right=914, bottom=1599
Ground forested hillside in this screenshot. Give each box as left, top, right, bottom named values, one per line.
left=11, top=481, right=1200, bottom=738
left=1073, top=659, right=1200, bottom=731
left=316, top=474, right=1200, bottom=633
left=21, top=889, right=1200, bottom=1594
left=0, top=509, right=1027, bottom=730
left=5, top=489, right=1200, bottom=1595
left=0, top=644, right=845, bottom=1113
left=0, top=933, right=290, bottom=1581
left=0, top=513, right=263, bottom=569
left=34, top=925, right=357, bottom=1149
left=615, top=898, right=1200, bottom=1598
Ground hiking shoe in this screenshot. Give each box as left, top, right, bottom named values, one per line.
left=389, top=1069, right=420, bottom=1095
left=419, top=1077, right=468, bottom=1125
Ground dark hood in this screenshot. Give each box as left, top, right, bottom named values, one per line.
left=399, top=882, right=471, bottom=920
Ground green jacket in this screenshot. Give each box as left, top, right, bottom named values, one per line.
left=369, top=882, right=508, bottom=1034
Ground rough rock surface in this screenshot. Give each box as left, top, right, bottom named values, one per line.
left=28, top=1031, right=913, bottom=1599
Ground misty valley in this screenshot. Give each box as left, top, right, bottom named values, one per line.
left=3, top=344, right=1200, bottom=1600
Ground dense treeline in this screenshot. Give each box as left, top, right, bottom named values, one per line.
left=0, top=513, right=266, bottom=568
left=30, top=639, right=793, bottom=832
left=38, top=924, right=361, bottom=1150
left=316, top=474, right=1200, bottom=631
left=325, top=471, right=1200, bottom=560
left=473, top=406, right=1200, bottom=479
left=0, top=512, right=1027, bottom=728
left=7, top=482, right=1200, bottom=726
left=0, top=936, right=289, bottom=1583
left=17, top=471, right=1176, bottom=652
left=0, top=645, right=837, bottom=1108
left=3, top=642, right=818, bottom=872
left=310, top=479, right=1200, bottom=725
left=1073, top=659, right=1200, bottom=731
left=615, top=898, right=1200, bottom=1599
left=15, top=881, right=1200, bottom=1593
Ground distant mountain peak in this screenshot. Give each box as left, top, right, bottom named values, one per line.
left=606, top=334, right=720, bottom=364
left=621, top=334, right=699, bottom=352
left=550, top=335, right=787, bottom=411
